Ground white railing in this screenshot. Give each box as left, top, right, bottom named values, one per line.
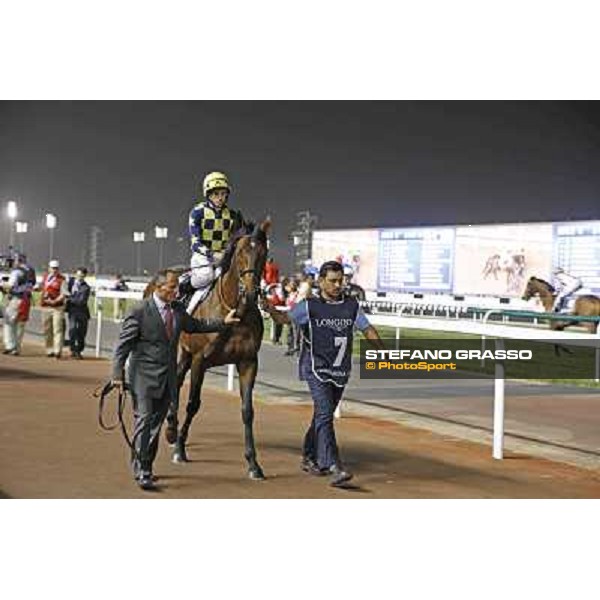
left=365, top=312, right=600, bottom=460
left=94, top=290, right=600, bottom=461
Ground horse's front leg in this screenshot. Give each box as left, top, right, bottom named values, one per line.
left=238, top=359, right=265, bottom=480
left=173, top=357, right=205, bottom=464
left=165, top=350, right=192, bottom=445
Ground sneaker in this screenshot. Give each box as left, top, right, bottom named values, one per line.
left=300, top=456, right=326, bottom=476
left=329, top=464, right=354, bottom=487
left=138, top=476, right=158, bottom=491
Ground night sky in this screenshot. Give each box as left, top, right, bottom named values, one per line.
left=1, top=101, right=599, bottom=275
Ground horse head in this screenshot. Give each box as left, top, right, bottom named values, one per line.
left=522, top=276, right=554, bottom=301
left=226, top=218, right=271, bottom=306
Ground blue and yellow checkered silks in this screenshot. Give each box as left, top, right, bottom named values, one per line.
left=189, top=201, right=244, bottom=253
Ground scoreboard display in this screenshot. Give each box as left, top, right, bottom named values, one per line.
left=377, top=228, right=454, bottom=292
left=554, top=222, right=600, bottom=292
left=313, top=220, right=600, bottom=295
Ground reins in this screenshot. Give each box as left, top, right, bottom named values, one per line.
left=94, top=380, right=141, bottom=462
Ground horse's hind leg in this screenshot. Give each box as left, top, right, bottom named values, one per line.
left=238, top=359, right=265, bottom=480
left=172, top=357, right=205, bottom=464
left=165, top=350, right=192, bottom=445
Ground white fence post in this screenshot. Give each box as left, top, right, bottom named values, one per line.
left=493, top=338, right=505, bottom=460
left=227, top=364, right=235, bottom=391
left=95, top=299, right=103, bottom=358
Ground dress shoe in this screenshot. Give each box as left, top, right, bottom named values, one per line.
left=329, top=464, right=354, bottom=487
left=47, top=352, right=55, bottom=357
left=2, top=349, right=13, bottom=355
left=300, top=456, right=327, bottom=476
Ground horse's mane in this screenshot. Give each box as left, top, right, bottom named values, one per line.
left=219, top=221, right=267, bottom=275
left=530, top=276, right=555, bottom=293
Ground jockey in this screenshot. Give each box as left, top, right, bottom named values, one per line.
left=552, top=267, right=583, bottom=312
left=187, top=171, right=244, bottom=313
left=342, top=264, right=366, bottom=301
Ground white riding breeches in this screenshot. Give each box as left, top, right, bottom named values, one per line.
left=188, top=251, right=223, bottom=315
left=190, top=252, right=215, bottom=289
left=554, top=282, right=583, bottom=310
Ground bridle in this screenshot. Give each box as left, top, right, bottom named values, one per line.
left=217, top=236, right=263, bottom=312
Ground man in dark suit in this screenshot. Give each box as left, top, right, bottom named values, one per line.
left=66, top=267, right=92, bottom=359
left=112, top=269, right=239, bottom=491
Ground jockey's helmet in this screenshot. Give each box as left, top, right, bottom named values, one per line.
left=203, top=171, right=231, bottom=197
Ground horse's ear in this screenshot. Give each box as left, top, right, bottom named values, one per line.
left=260, top=216, right=272, bottom=235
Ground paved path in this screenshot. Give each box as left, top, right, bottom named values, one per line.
left=1, top=342, right=600, bottom=498
left=24, top=311, right=600, bottom=466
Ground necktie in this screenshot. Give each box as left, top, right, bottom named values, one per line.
left=164, top=305, right=174, bottom=339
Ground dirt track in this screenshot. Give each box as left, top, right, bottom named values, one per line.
left=2, top=343, right=600, bottom=498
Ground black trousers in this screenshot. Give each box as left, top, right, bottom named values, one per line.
left=69, top=315, right=89, bottom=353
left=131, top=390, right=171, bottom=479
left=302, top=372, right=345, bottom=470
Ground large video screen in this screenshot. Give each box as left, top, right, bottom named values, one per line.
left=311, top=229, right=378, bottom=290
left=312, top=220, right=600, bottom=295
left=377, top=227, right=454, bottom=292
left=554, top=221, right=600, bottom=293
left=453, top=223, right=553, bottom=296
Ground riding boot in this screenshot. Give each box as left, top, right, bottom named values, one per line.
left=177, top=272, right=194, bottom=306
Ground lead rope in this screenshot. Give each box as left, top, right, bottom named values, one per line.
left=94, top=381, right=142, bottom=463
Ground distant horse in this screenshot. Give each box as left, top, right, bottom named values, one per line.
left=483, top=251, right=526, bottom=293
left=145, top=220, right=270, bottom=479
left=521, top=276, right=600, bottom=333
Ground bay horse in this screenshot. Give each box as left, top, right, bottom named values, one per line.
left=521, top=276, right=600, bottom=333
left=145, top=220, right=270, bottom=479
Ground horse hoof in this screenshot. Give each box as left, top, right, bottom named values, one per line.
left=249, top=468, right=266, bottom=481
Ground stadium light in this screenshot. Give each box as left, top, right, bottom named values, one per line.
left=16, top=221, right=28, bottom=252
left=6, top=201, right=18, bottom=248
left=46, top=213, right=57, bottom=262
left=154, top=226, right=168, bottom=270
left=7, top=201, right=17, bottom=219
left=133, top=231, right=145, bottom=275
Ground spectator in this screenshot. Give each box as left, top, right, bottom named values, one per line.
left=297, top=272, right=315, bottom=302
left=112, top=273, right=129, bottom=321
left=41, top=259, right=68, bottom=359
left=263, top=257, right=280, bottom=287
left=265, top=280, right=286, bottom=344
left=66, top=267, right=91, bottom=359
left=2, top=253, right=34, bottom=355
left=284, top=278, right=300, bottom=356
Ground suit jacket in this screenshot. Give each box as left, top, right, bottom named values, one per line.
left=112, top=298, right=225, bottom=401
left=66, top=279, right=91, bottom=319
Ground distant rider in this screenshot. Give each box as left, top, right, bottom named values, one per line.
left=186, top=171, right=244, bottom=313
left=552, top=267, right=583, bottom=312
left=342, top=264, right=366, bottom=301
